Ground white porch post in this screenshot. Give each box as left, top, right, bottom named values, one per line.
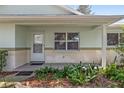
left=101, top=24, right=107, bottom=68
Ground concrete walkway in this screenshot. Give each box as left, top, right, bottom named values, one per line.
left=0, top=72, right=34, bottom=82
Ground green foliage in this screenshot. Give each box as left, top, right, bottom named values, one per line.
left=105, top=63, right=118, bottom=79
left=35, top=63, right=99, bottom=85
left=105, top=63, right=124, bottom=83
left=35, top=68, right=46, bottom=80
left=0, top=50, right=8, bottom=71
left=84, top=64, right=98, bottom=82
left=66, top=64, right=85, bottom=85
left=35, top=66, right=59, bottom=80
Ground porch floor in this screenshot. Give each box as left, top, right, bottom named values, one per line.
left=14, top=63, right=76, bottom=71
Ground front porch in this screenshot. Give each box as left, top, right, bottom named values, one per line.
left=1, top=15, right=122, bottom=71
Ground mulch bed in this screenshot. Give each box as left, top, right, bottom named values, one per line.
left=20, top=74, right=122, bottom=88
left=0, top=71, right=17, bottom=78
left=21, top=76, right=72, bottom=88
left=0, top=72, right=122, bottom=88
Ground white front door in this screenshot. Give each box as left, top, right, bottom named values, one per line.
left=31, top=33, right=44, bottom=63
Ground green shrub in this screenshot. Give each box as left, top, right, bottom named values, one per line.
left=66, top=63, right=98, bottom=85
left=35, top=67, right=59, bottom=80
left=35, top=63, right=99, bottom=85
left=105, top=63, right=124, bottom=83
left=84, top=64, right=98, bottom=82
left=105, top=63, right=118, bottom=80
left=0, top=50, right=8, bottom=71
left=35, top=68, right=47, bottom=80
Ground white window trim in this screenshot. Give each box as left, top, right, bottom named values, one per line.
left=54, top=32, right=80, bottom=51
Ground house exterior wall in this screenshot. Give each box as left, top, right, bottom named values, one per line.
left=25, top=26, right=115, bottom=64
left=15, top=25, right=29, bottom=68
left=0, top=5, right=73, bottom=15
left=0, top=24, right=123, bottom=70
left=0, top=23, right=15, bottom=48
left=15, top=25, right=28, bottom=48
left=26, top=26, right=102, bottom=48
left=0, top=24, right=29, bottom=70
left=0, top=23, right=16, bottom=70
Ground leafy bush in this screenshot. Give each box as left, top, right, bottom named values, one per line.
left=84, top=64, right=98, bottom=82
left=64, top=63, right=98, bottom=85
left=0, top=50, right=8, bottom=71
left=66, top=64, right=85, bottom=85
left=35, top=66, right=59, bottom=80
left=35, top=63, right=99, bottom=85
left=105, top=63, right=118, bottom=80
left=105, top=63, right=124, bottom=83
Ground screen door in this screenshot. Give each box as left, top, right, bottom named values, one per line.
left=31, top=33, right=44, bottom=62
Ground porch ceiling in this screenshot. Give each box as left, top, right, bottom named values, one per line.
left=0, top=15, right=123, bottom=26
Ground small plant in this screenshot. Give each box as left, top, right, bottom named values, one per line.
left=66, top=63, right=98, bottom=85
left=84, top=64, right=98, bottom=82
left=105, top=63, right=118, bottom=80
left=35, top=66, right=60, bottom=80
left=105, top=63, right=124, bottom=86
left=0, top=50, right=8, bottom=71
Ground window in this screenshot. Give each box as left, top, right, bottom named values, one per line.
left=54, top=32, right=79, bottom=50
left=107, top=33, right=124, bottom=46
left=107, top=33, right=118, bottom=46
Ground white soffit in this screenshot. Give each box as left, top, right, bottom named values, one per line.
left=0, top=15, right=123, bottom=26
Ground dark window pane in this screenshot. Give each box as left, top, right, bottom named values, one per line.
left=68, top=33, right=79, bottom=41
left=67, top=42, right=78, bottom=50
left=107, top=33, right=118, bottom=46
left=55, top=42, right=66, bottom=50
left=33, top=44, right=42, bottom=53
left=55, top=33, right=66, bottom=40
left=120, top=33, right=124, bottom=44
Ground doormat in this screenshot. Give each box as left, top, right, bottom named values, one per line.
left=30, top=62, right=43, bottom=65
left=15, top=71, right=33, bottom=76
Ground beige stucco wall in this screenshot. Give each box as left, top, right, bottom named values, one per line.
left=45, top=49, right=116, bottom=64
left=5, top=51, right=16, bottom=70
left=15, top=49, right=30, bottom=68
left=0, top=5, right=73, bottom=15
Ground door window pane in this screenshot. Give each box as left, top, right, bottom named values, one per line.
left=33, top=44, right=42, bottom=53
left=107, top=33, right=118, bottom=46
left=34, top=34, right=42, bottom=44
left=55, top=42, right=66, bottom=50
